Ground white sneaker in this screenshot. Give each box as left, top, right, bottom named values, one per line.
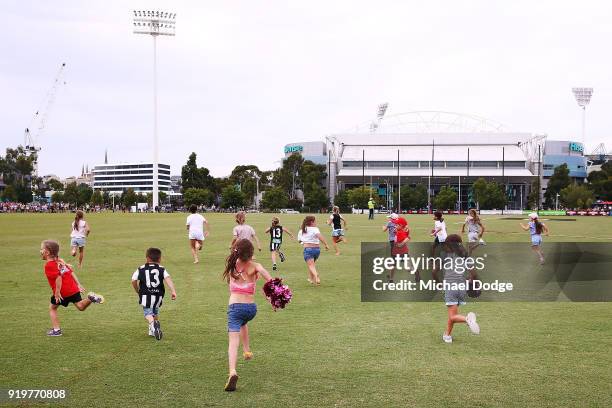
left=148, top=323, right=155, bottom=337
left=479, top=238, right=486, bottom=246
left=466, top=312, right=480, bottom=334
left=442, top=334, right=453, bottom=343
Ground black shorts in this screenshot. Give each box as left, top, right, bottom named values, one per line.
left=270, top=241, right=282, bottom=251
left=50, top=292, right=82, bottom=307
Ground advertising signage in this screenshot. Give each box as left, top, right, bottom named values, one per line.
left=569, top=142, right=584, bottom=153
left=285, top=145, right=304, bottom=154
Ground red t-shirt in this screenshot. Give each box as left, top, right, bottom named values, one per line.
left=44, top=260, right=80, bottom=297
left=393, top=228, right=410, bottom=254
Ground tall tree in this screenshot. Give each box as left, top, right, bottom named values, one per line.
left=560, top=183, right=594, bottom=209
left=181, top=152, right=215, bottom=191
left=544, top=164, right=571, bottom=208
left=261, top=187, right=289, bottom=211
left=304, top=182, right=329, bottom=212
left=221, top=185, right=245, bottom=208
left=434, top=186, right=457, bottom=210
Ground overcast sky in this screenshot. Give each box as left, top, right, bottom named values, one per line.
left=1, top=0, right=611, bottom=178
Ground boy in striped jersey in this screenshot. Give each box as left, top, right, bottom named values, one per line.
left=131, top=248, right=177, bottom=340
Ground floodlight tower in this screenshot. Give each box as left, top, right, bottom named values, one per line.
left=572, top=87, right=593, bottom=149
left=133, top=10, right=176, bottom=211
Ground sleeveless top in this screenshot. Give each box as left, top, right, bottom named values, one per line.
left=229, top=267, right=257, bottom=295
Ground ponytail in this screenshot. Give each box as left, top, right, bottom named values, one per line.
left=301, top=215, right=315, bottom=233
left=73, top=210, right=84, bottom=231
left=534, top=219, right=543, bottom=234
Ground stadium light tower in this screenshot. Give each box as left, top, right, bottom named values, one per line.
left=572, top=87, right=593, bottom=149
left=133, top=10, right=176, bottom=211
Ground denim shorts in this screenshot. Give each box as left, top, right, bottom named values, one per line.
left=531, top=234, right=542, bottom=246
left=70, top=237, right=86, bottom=247
left=332, top=229, right=344, bottom=237
left=445, top=289, right=467, bottom=306
left=227, top=303, right=257, bottom=332
left=143, top=307, right=160, bottom=317
left=303, top=247, right=321, bottom=262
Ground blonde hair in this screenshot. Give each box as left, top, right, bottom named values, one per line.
left=301, top=215, right=316, bottom=233
left=468, top=208, right=480, bottom=224
left=73, top=210, right=84, bottom=231
left=42, top=240, right=60, bottom=257
left=271, top=217, right=280, bottom=227
left=235, top=211, right=246, bottom=225
left=332, top=206, right=340, bottom=214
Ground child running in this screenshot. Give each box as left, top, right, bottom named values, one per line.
left=520, top=213, right=549, bottom=265
left=440, top=234, right=480, bottom=344
left=223, top=239, right=272, bottom=392
left=431, top=211, right=448, bottom=256
left=461, top=209, right=486, bottom=255
left=297, top=216, right=329, bottom=285
left=131, top=247, right=177, bottom=340
left=326, top=206, right=348, bottom=255
left=40, top=240, right=104, bottom=337
left=186, top=204, right=209, bottom=264
left=230, top=211, right=262, bottom=252
left=390, top=216, right=410, bottom=282
left=264, top=217, right=295, bottom=271
left=70, top=210, right=90, bottom=268
left=383, top=213, right=398, bottom=255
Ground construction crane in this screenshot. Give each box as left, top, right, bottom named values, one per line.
left=24, top=62, right=67, bottom=178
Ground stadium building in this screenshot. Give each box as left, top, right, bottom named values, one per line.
left=92, top=162, right=171, bottom=195
left=285, top=112, right=557, bottom=211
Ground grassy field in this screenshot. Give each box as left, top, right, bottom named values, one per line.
left=1, top=212, right=611, bottom=407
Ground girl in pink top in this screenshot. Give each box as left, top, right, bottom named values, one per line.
left=223, top=239, right=272, bottom=392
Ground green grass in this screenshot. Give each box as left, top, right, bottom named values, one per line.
left=0, top=213, right=611, bottom=407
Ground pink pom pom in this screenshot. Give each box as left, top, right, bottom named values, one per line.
left=262, top=278, right=293, bottom=311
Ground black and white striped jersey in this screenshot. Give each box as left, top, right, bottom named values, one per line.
left=131, top=263, right=169, bottom=308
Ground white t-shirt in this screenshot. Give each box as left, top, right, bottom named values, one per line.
left=186, top=214, right=206, bottom=235
left=298, top=226, right=321, bottom=244
left=434, top=220, right=447, bottom=242
left=70, top=220, right=87, bottom=238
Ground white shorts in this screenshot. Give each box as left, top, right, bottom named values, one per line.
left=189, top=231, right=204, bottom=241
left=468, top=232, right=479, bottom=243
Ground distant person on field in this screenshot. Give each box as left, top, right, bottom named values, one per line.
left=186, top=204, right=209, bottom=264
left=520, top=213, right=549, bottom=265
left=368, top=198, right=375, bottom=219
left=383, top=213, right=398, bottom=256
left=230, top=211, right=261, bottom=252
left=326, top=206, right=348, bottom=255
left=461, top=208, right=485, bottom=255
left=70, top=210, right=90, bottom=268
left=131, top=247, right=177, bottom=340
left=431, top=211, right=448, bottom=256
left=40, top=240, right=105, bottom=337
left=297, top=216, right=329, bottom=285
left=264, top=216, right=295, bottom=271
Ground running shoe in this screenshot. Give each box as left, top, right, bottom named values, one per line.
left=279, top=251, right=286, bottom=262
left=272, top=264, right=277, bottom=271
left=153, top=320, right=163, bottom=340
left=479, top=238, right=486, bottom=246
left=224, top=374, right=239, bottom=392
left=148, top=323, right=155, bottom=337
left=442, top=334, right=452, bottom=343
left=243, top=351, right=253, bottom=360
left=47, top=328, right=62, bottom=337
left=466, top=312, right=480, bottom=334
left=87, top=292, right=105, bottom=304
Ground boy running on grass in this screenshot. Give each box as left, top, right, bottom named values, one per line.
left=131, top=247, right=177, bottom=340
left=40, top=240, right=105, bottom=337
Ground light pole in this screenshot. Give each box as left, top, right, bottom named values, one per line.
left=555, top=193, right=560, bottom=211
left=572, top=88, right=593, bottom=149
left=133, top=10, right=176, bottom=211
